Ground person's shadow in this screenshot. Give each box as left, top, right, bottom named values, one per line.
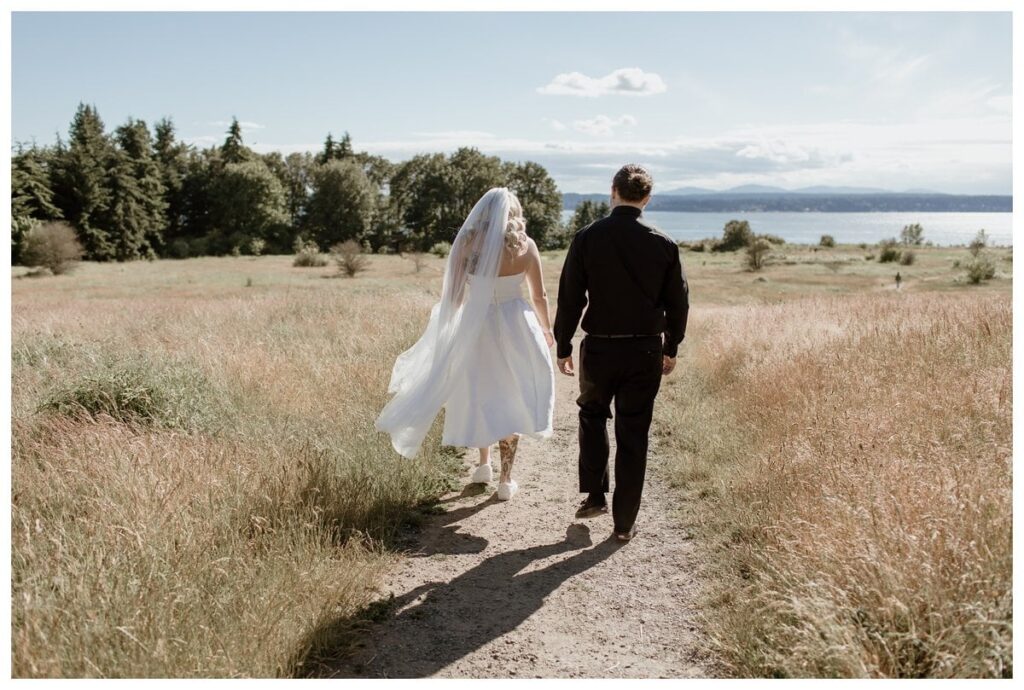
left=304, top=523, right=622, bottom=678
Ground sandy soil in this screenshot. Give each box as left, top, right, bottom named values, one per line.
left=327, top=342, right=716, bottom=678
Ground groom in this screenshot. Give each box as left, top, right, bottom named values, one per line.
left=553, top=164, right=689, bottom=542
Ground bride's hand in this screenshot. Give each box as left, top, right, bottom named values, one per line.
left=544, top=330, right=554, bottom=348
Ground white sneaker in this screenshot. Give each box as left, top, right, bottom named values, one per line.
left=470, top=464, right=493, bottom=484
left=496, top=480, right=518, bottom=501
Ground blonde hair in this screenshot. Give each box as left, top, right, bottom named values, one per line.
left=504, top=192, right=529, bottom=256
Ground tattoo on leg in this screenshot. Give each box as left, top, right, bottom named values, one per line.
left=499, top=434, right=520, bottom=482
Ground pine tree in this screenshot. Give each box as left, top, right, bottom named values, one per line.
left=52, top=103, right=115, bottom=260
left=12, top=143, right=62, bottom=221
left=104, top=119, right=167, bottom=260
left=154, top=117, right=191, bottom=252
left=316, top=133, right=336, bottom=165
left=220, top=117, right=251, bottom=164
left=338, top=131, right=353, bottom=158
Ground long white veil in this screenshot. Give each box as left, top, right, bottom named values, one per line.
left=375, top=187, right=512, bottom=458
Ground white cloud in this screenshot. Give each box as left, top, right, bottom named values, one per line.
left=254, top=114, right=1009, bottom=194
left=411, top=129, right=495, bottom=139
left=572, top=114, right=637, bottom=137
left=544, top=118, right=568, bottom=131
left=537, top=68, right=667, bottom=97
left=207, top=120, right=265, bottom=131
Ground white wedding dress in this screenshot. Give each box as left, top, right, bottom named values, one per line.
left=376, top=188, right=553, bottom=459
left=441, top=272, right=555, bottom=448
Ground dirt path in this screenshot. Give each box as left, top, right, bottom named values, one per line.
left=328, top=340, right=715, bottom=678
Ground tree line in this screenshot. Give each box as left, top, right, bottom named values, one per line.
left=11, top=103, right=582, bottom=264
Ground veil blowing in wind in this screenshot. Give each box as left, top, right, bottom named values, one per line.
left=375, top=188, right=513, bottom=459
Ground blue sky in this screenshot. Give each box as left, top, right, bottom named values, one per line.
left=11, top=11, right=1012, bottom=193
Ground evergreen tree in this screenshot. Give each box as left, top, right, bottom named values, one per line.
left=566, top=199, right=610, bottom=233
left=51, top=103, right=115, bottom=260
left=220, top=117, right=252, bottom=164
left=12, top=143, right=62, bottom=220
left=103, top=119, right=167, bottom=260
left=316, top=131, right=354, bottom=165
left=338, top=131, right=353, bottom=158
left=316, top=133, right=337, bottom=165
left=304, top=158, right=376, bottom=249
left=153, top=118, right=191, bottom=253
left=11, top=143, right=63, bottom=265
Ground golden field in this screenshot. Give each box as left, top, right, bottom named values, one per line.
left=10, top=242, right=1013, bottom=677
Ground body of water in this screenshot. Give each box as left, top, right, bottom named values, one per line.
left=559, top=210, right=1013, bottom=246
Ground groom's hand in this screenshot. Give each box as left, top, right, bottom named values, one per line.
left=557, top=356, right=575, bottom=376
left=662, top=355, right=677, bottom=375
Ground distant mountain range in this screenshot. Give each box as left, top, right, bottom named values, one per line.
left=563, top=188, right=1013, bottom=213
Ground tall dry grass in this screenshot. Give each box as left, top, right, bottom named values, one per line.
left=11, top=260, right=461, bottom=677
left=657, top=292, right=1011, bottom=677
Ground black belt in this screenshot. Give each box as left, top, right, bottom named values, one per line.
left=586, top=333, right=661, bottom=339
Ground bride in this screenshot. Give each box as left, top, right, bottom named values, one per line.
left=375, top=187, right=555, bottom=500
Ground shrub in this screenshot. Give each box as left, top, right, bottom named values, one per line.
left=167, top=238, right=191, bottom=259
left=759, top=233, right=786, bottom=245
left=899, top=250, right=916, bottom=265
left=689, top=242, right=706, bottom=253
left=430, top=241, right=452, bottom=258
left=331, top=240, right=369, bottom=278
left=877, top=238, right=901, bottom=263
left=249, top=237, right=266, bottom=256
left=39, top=355, right=220, bottom=431
left=819, top=234, right=836, bottom=247
left=714, top=220, right=753, bottom=252
left=745, top=238, right=772, bottom=271
left=966, top=255, right=996, bottom=284
left=19, top=221, right=84, bottom=275
left=293, top=236, right=327, bottom=267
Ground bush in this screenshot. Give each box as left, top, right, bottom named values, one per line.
left=249, top=237, right=266, bottom=256
left=39, top=354, right=220, bottom=431
left=19, top=221, right=84, bottom=275
left=293, top=236, right=327, bottom=267
left=759, top=233, right=786, bottom=245
left=899, top=250, right=916, bottom=265
left=688, top=242, right=706, bottom=253
left=819, top=234, right=836, bottom=247
left=430, top=241, right=452, bottom=258
left=745, top=238, right=772, bottom=271
left=167, top=238, right=191, bottom=259
left=966, top=255, right=996, bottom=284
left=331, top=240, right=369, bottom=278
left=877, top=238, right=901, bottom=263
left=714, top=220, right=753, bottom=252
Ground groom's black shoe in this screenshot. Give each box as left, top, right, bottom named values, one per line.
left=575, top=495, right=609, bottom=519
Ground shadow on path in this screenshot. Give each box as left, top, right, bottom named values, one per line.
left=311, top=523, right=621, bottom=678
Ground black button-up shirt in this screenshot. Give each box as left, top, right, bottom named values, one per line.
left=553, top=204, right=689, bottom=359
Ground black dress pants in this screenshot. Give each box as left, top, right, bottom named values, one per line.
left=576, top=334, right=663, bottom=532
